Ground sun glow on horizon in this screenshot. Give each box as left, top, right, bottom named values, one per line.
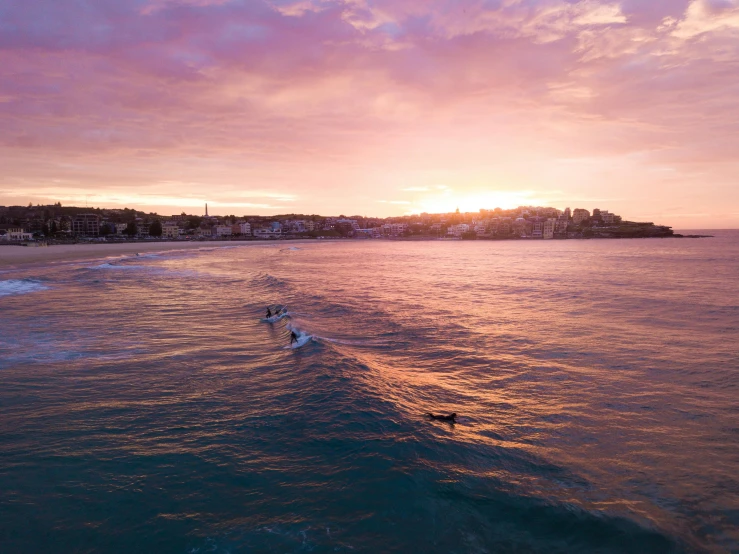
left=404, top=190, right=547, bottom=215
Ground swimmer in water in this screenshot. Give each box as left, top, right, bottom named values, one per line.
left=290, top=331, right=298, bottom=344
left=427, top=412, right=457, bottom=423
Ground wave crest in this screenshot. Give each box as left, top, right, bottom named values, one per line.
left=0, top=279, right=49, bottom=298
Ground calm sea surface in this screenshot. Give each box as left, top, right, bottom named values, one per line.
left=1, top=234, right=738, bottom=553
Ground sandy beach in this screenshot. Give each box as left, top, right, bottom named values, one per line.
left=0, top=240, right=320, bottom=270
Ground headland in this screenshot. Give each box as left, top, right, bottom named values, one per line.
left=1, top=202, right=688, bottom=239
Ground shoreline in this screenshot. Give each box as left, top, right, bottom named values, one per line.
left=0, top=239, right=323, bottom=270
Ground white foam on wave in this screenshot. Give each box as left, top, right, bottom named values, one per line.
left=90, top=262, right=144, bottom=270
left=260, top=312, right=290, bottom=323
left=88, top=262, right=198, bottom=278
left=2, top=347, right=143, bottom=365
left=126, top=253, right=162, bottom=260
left=319, top=336, right=390, bottom=347
left=0, top=279, right=49, bottom=298
left=288, top=334, right=313, bottom=349
left=285, top=322, right=313, bottom=349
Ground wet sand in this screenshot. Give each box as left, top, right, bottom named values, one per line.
left=0, top=240, right=320, bottom=269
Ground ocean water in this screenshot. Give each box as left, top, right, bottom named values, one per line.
left=1, top=234, right=738, bottom=553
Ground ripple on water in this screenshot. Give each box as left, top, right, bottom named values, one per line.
left=1, top=236, right=738, bottom=553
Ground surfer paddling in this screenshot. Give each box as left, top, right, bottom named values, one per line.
left=427, top=412, right=457, bottom=423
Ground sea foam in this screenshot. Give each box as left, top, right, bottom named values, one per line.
left=0, top=279, right=49, bottom=298
left=90, top=262, right=143, bottom=270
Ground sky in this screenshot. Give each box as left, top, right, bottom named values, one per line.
left=1, top=0, right=738, bottom=227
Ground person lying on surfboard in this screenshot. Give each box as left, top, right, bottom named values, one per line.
left=427, top=412, right=457, bottom=423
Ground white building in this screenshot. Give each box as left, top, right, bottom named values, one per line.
left=162, top=222, right=180, bottom=238
left=543, top=219, right=556, bottom=239
left=512, top=218, right=531, bottom=237
left=239, top=222, right=251, bottom=235
left=216, top=225, right=232, bottom=237
left=572, top=209, right=590, bottom=225
left=531, top=219, right=545, bottom=239
left=336, top=218, right=360, bottom=230
left=600, top=211, right=617, bottom=225
left=253, top=227, right=281, bottom=239
left=0, top=227, right=33, bottom=241
left=447, top=224, right=470, bottom=237
left=382, top=223, right=408, bottom=236
left=14, top=230, right=34, bottom=241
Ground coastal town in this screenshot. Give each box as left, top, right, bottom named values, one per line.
left=0, top=202, right=677, bottom=244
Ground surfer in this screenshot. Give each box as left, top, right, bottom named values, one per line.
left=290, top=331, right=298, bottom=345
left=427, top=412, right=457, bottom=423
left=266, top=308, right=272, bottom=318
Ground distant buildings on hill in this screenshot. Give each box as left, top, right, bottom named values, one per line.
left=0, top=202, right=674, bottom=242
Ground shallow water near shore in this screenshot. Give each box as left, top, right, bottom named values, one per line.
left=1, top=233, right=738, bottom=553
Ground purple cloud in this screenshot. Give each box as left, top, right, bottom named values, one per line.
left=0, top=0, right=737, bottom=225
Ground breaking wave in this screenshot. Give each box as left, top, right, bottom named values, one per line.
left=90, top=262, right=144, bottom=270
left=0, top=279, right=49, bottom=298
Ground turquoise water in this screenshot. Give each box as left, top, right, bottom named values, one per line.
left=1, top=235, right=738, bottom=553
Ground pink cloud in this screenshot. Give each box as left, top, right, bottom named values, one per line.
left=0, top=0, right=737, bottom=226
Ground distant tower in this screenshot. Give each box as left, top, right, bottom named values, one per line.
left=205, top=203, right=209, bottom=217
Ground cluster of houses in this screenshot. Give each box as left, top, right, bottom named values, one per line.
left=419, top=207, right=621, bottom=239
left=443, top=208, right=622, bottom=239
left=0, top=203, right=622, bottom=242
